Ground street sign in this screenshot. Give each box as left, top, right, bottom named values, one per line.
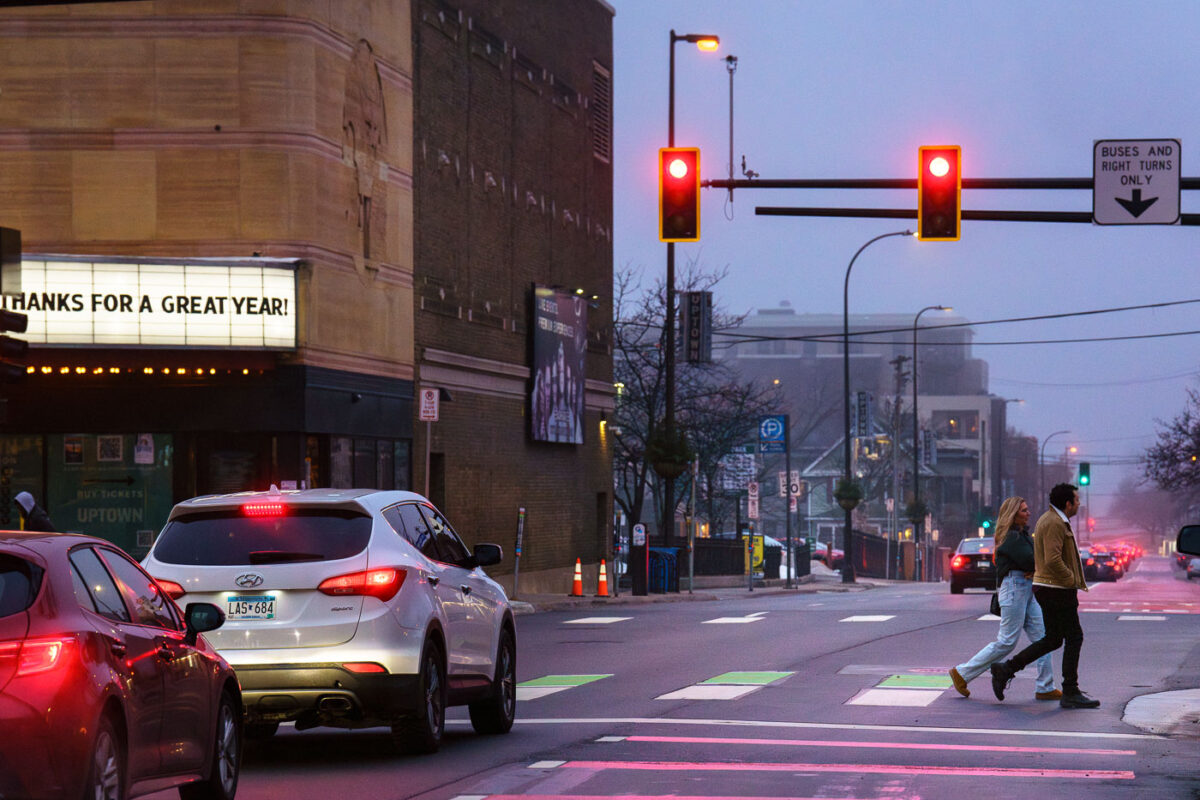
left=747, top=496, right=759, bottom=520
left=777, top=470, right=801, bottom=496
left=632, top=522, right=646, bottom=547
left=747, top=481, right=759, bottom=499
left=418, top=387, right=440, bottom=421
left=759, top=415, right=786, bottom=453
left=1093, top=138, right=1181, bottom=225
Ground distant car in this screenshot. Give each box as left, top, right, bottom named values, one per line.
left=0, top=531, right=241, bottom=800
left=811, top=541, right=844, bottom=569
left=949, top=537, right=995, bottom=594
left=1187, top=558, right=1200, bottom=580
left=1092, top=552, right=1123, bottom=581
left=1078, top=547, right=1098, bottom=582
left=143, top=488, right=516, bottom=754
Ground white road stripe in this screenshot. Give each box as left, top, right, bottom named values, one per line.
left=839, top=615, right=895, bottom=622
left=847, top=688, right=943, bottom=707
left=564, top=616, right=632, bottom=624
left=1117, top=615, right=1167, bottom=621
left=517, top=686, right=571, bottom=700
left=657, top=685, right=761, bottom=701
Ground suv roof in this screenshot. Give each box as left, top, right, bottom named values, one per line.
left=167, top=488, right=428, bottom=519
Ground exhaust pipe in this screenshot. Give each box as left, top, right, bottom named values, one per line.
left=318, top=695, right=353, bottom=714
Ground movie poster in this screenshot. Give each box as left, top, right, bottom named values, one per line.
left=530, top=285, right=587, bottom=444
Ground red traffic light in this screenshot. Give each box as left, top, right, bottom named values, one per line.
left=918, top=145, right=961, bottom=241
left=659, top=147, right=700, bottom=242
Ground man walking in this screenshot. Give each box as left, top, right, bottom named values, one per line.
left=990, top=483, right=1099, bottom=708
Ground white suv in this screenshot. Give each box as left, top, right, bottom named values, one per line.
left=143, top=488, right=516, bottom=753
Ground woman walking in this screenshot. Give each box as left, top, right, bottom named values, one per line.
left=948, top=496, right=1060, bottom=700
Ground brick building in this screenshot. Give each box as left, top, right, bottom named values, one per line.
left=0, top=0, right=614, bottom=591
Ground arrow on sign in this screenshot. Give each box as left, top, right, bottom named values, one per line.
left=1115, top=189, right=1158, bottom=218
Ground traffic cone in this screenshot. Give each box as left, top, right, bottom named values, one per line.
left=596, top=559, right=610, bottom=597
left=568, top=558, right=583, bottom=596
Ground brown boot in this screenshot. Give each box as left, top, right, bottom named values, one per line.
left=949, top=667, right=970, bottom=697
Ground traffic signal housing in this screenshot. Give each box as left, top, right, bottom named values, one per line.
left=659, top=147, right=700, bottom=242
left=1079, top=461, right=1091, bottom=486
left=0, top=308, right=28, bottom=382
left=918, top=145, right=961, bottom=241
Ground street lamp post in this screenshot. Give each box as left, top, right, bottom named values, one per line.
left=1039, top=429, right=1071, bottom=506
left=907, top=303, right=945, bottom=578
left=652, top=30, right=717, bottom=591
left=841, top=229, right=913, bottom=584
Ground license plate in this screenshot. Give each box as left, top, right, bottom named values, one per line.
left=227, top=595, right=276, bottom=620
left=977, top=559, right=990, bottom=567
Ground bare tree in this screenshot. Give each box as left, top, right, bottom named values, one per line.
left=1109, top=474, right=1188, bottom=547
left=611, top=262, right=780, bottom=543
left=1144, top=385, right=1200, bottom=501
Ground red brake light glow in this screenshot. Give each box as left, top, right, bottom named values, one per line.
left=318, top=568, right=406, bottom=602
left=950, top=555, right=968, bottom=569
left=0, top=637, right=72, bottom=676
left=243, top=501, right=287, bottom=517
left=155, top=578, right=186, bottom=600
left=342, top=662, right=387, bottom=674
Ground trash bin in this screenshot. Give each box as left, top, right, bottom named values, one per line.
left=763, top=543, right=782, bottom=579
left=649, top=547, right=679, bottom=593
left=794, top=542, right=811, bottom=577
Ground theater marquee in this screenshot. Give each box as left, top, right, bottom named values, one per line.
left=1, top=256, right=297, bottom=349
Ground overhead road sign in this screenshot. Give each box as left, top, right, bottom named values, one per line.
left=1093, top=138, right=1180, bottom=225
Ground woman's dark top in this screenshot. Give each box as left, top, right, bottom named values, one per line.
left=994, top=525, right=1035, bottom=584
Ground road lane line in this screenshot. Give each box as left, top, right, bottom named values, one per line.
left=556, top=760, right=1135, bottom=779
left=839, top=615, right=895, bottom=622
left=484, top=717, right=1164, bottom=740
left=621, top=734, right=1136, bottom=756
left=1118, top=615, right=1167, bottom=621
left=847, top=688, right=942, bottom=707
left=476, top=795, right=904, bottom=800
left=563, top=616, right=632, bottom=624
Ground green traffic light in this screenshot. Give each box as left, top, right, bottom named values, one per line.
left=1079, top=461, right=1091, bottom=486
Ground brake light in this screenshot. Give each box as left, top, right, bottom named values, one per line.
left=155, top=579, right=186, bottom=600
left=1086, top=558, right=1094, bottom=566
left=243, top=501, right=286, bottom=517
left=951, top=555, right=967, bottom=569
left=0, top=637, right=72, bottom=677
left=318, top=568, right=406, bottom=602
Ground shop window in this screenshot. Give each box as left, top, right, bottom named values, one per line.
left=931, top=410, right=979, bottom=440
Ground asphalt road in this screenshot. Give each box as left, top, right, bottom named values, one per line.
left=166, top=555, right=1200, bottom=800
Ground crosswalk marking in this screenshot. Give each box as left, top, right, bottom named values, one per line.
left=703, top=611, right=768, bottom=624
left=517, top=674, right=611, bottom=701
left=551, top=759, right=1135, bottom=780
left=657, top=669, right=792, bottom=701
left=563, top=616, right=631, bottom=624
left=839, top=615, right=895, bottom=622
left=1118, top=615, right=1167, bottom=621
left=848, top=688, right=942, bottom=707
left=617, top=733, right=1136, bottom=756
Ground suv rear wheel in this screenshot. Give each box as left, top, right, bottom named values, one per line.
left=469, top=628, right=516, bottom=735
left=392, top=639, right=445, bottom=754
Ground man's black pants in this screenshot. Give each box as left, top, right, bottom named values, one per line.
left=1005, top=586, right=1083, bottom=693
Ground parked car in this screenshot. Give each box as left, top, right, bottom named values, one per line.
left=1078, top=547, right=1098, bottom=582
left=1187, top=558, right=1200, bottom=580
left=949, top=536, right=995, bottom=594
left=811, top=541, right=844, bottom=569
left=0, top=530, right=240, bottom=800
left=1092, top=551, right=1124, bottom=581
left=143, top=488, right=516, bottom=754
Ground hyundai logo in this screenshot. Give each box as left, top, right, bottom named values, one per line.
left=235, top=573, right=265, bottom=588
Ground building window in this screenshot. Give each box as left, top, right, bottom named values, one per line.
left=591, top=63, right=612, bottom=163
left=931, top=410, right=979, bottom=440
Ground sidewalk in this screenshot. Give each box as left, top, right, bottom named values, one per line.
left=508, top=564, right=895, bottom=615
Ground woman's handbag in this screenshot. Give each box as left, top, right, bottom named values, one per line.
left=989, top=591, right=1002, bottom=617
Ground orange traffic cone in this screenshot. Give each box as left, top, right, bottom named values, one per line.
left=568, top=558, right=583, bottom=597
left=596, top=559, right=610, bottom=597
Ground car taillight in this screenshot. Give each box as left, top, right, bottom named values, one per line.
left=243, top=501, right=286, bottom=517
left=1086, top=558, right=1094, bottom=566
left=343, top=662, right=387, bottom=674
left=951, top=555, right=967, bottom=569
left=0, top=637, right=72, bottom=677
left=318, top=568, right=406, bottom=602
left=155, top=579, right=186, bottom=600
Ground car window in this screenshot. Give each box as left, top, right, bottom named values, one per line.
left=384, top=503, right=442, bottom=561
left=418, top=505, right=471, bottom=564
left=98, top=547, right=179, bottom=630
left=958, top=538, right=993, bottom=554
left=152, top=509, right=373, bottom=566
left=69, top=547, right=131, bottom=622
left=0, top=554, right=41, bottom=617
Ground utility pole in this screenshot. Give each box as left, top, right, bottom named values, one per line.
left=890, top=355, right=909, bottom=580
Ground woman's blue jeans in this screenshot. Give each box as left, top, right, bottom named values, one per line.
left=954, top=572, right=1055, bottom=693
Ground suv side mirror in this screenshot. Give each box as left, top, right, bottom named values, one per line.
left=1177, top=525, right=1200, bottom=557
left=472, top=543, right=503, bottom=568
left=184, top=602, right=225, bottom=646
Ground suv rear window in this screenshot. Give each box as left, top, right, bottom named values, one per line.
left=0, top=554, right=42, bottom=617
left=152, top=509, right=373, bottom=566
left=957, top=538, right=994, bottom=554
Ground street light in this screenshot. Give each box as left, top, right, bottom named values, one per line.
left=910, top=304, right=950, bottom=581
left=655, top=29, right=718, bottom=585
left=1039, top=429, right=1071, bottom=506
left=841, top=229, right=914, bottom=583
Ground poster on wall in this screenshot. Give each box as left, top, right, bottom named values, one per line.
left=530, top=284, right=587, bottom=444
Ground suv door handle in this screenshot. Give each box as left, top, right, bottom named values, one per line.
left=426, top=574, right=440, bottom=587
left=156, top=644, right=174, bottom=661
left=460, top=584, right=472, bottom=595
left=109, top=641, right=126, bottom=658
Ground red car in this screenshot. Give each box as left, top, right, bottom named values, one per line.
left=0, top=531, right=242, bottom=800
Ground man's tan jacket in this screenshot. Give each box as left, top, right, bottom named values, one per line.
left=1031, top=508, right=1088, bottom=591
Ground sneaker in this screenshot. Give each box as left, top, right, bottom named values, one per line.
left=1059, top=691, right=1101, bottom=709
left=1035, top=689, right=1063, bottom=700
left=990, top=662, right=1014, bottom=701
left=949, top=667, right=970, bottom=698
